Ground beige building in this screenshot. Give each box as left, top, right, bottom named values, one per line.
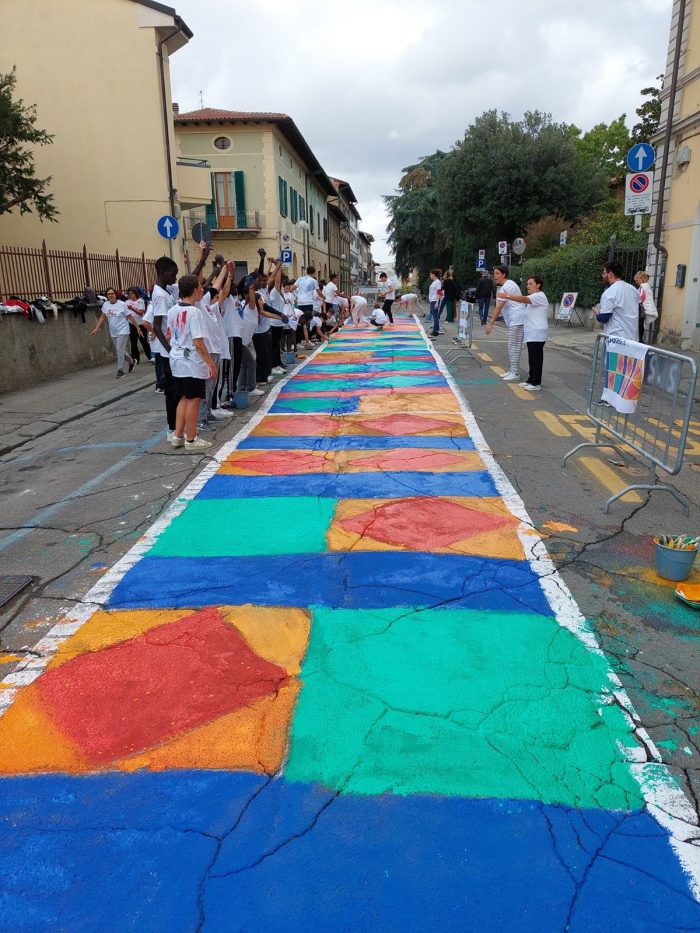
left=0, top=0, right=211, bottom=268
left=648, top=0, right=700, bottom=349
left=174, top=109, right=337, bottom=281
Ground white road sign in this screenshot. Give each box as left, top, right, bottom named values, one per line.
left=512, top=237, right=526, bottom=255
left=624, top=171, right=653, bottom=216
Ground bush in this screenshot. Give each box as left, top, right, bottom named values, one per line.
left=512, top=243, right=609, bottom=308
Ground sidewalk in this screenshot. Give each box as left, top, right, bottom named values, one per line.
left=0, top=361, right=156, bottom=457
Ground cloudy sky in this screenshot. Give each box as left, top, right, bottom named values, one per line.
left=170, top=0, right=672, bottom=262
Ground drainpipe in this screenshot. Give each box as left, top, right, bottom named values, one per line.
left=652, top=0, right=687, bottom=337
left=157, top=25, right=181, bottom=259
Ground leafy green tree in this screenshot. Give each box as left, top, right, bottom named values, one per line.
left=0, top=67, right=57, bottom=220
left=574, top=115, right=631, bottom=183
left=436, top=110, right=607, bottom=256
left=631, top=77, right=662, bottom=145
left=385, top=152, right=450, bottom=280
left=522, top=215, right=570, bottom=258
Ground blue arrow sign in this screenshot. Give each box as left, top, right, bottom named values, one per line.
left=626, top=143, right=655, bottom=172
left=157, top=215, right=179, bottom=239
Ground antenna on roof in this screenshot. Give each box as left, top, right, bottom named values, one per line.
left=199, top=90, right=204, bottom=110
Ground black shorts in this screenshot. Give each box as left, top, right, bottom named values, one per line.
left=174, top=376, right=206, bottom=399
left=298, top=305, right=313, bottom=321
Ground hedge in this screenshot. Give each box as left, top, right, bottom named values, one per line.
left=511, top=243, right=609, bottom=308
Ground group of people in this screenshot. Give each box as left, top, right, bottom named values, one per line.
left=90, top=244, right=406, bottom=450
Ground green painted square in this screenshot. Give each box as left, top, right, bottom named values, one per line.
left=286, top=607, right=643, bottom=809
left=148, top=497, right=336, bottom=557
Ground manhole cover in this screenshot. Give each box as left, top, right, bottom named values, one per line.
left=0, top=575, right=32, bottom=608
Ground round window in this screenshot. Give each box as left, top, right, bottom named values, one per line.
left=213, top=136, right=231, bottom=150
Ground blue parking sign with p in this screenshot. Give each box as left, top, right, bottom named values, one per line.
left=476, top=258, right=487, bottom=271
left=281, top=249, right=292, bottom=263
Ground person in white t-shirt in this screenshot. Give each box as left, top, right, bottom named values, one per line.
left=369, top=305, right=388, bottom=329
left=634, top=270, right=658, bottom=343
left=283, top=281, right=298, bottom=353
left=377, top=272, right=396, bottom=324
left=596, top=261, right=641, bottom=342
left=428, top=269, right=443, bottom=336
left=485, top=265, right=524, bottom=381
left=167, top=275, right=218, bottom=451
left=396, top=292, right=419, bottom=315
left=90, top=288, right=142, bottom=377
left=497, top=274, right=549, bottom=391
left=335, top=294, right=349, bottom=325
left=322, top=273, right=346, bottom=318
left=350, top=291, right=368, bottom=326
left=124, top=288, right=152, bottom=364
left=295, top=265, right=323, bottom=343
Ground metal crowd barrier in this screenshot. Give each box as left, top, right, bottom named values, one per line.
left=562, top=334, right=698, bottom=514
left=443, top=301, right=481, bottom=367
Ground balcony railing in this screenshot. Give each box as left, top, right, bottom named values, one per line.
left=204, top=207, right=261, bottom=233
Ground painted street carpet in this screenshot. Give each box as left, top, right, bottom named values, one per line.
left=1, top=318, right=699, bottom=931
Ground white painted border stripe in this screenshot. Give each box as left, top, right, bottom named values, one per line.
left=418, top=316, right=700, bottom=899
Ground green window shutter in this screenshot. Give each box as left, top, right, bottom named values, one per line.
left=206, top=172, right=217, bottom=229
left=234, top=171, right=246, bottom=227
left=291, top=188, right=298, bottom=223
left=284, top=180, right=288, bottom=217
left=300, top=196, right=306, bottom=221
left=278, top=176, right=286, bottom=217
left=323, top=218, right=328, bottom=243
left=310, top=210, right=314, bottom=235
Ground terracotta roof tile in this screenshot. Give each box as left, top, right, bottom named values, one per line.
left=175, top=108, right=289, bottom=122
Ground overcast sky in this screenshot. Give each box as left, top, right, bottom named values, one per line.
left=170, top=0, right=672, bottom=263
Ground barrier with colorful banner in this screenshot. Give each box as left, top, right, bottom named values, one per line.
left=563, top=334, right=697, bottom=513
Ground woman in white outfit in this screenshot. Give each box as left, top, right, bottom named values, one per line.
left=634, top=270, right=658, bottom=343
left=91, top=288, right=141, bottom=377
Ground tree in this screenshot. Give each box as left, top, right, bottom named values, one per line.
left=436, top=111, right=607, bottom=258
left=574, top=115, right=631, bottom=183
left=523, top=215, right=570, bottom=258
left=0, top=67, right=57, bottom=220
left=385, top=152, right=450, bottom=280
left=631, top=76, right=662, bottom=144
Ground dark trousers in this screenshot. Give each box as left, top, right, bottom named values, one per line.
left=478, top=297, right=490, bottom=324
left=253, top=330, right=271, bottom=383
left=526, top=341, right=545, bottom=386
left=162, top=357, right=182, bottom=431
left=128, top=323, right=151, bottom=362
left=154, top=353, right=166, bottom=390
left=270, top=326, right=284, bottom=368
left=383, top=299, right=394, bottom=323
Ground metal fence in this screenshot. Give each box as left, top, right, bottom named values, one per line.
left=0, top=241, right=157, bottom=301
left=562, top=333, right=698, bottom=514
left=443, top=301, right=481, bottom=367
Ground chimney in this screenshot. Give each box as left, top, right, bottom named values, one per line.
left=172, top=102, right=180, bottom=115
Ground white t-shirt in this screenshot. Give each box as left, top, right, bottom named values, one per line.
left=352, top=295, right=368, bottom=311
left=401, top=293, right=417, bottom=302
left=217, top=308, right=230, bottom=361
left=428, top=279, right=441, bottom=303
left=142, top=303, right=158, bottom=352
left=168, top=303, right=209, bottom=379
left=221, top=296, right=242, bottom=340
left=125, top=297, right=145, bottom=318
left=283, top=292, right=297, bottom=329
left=240, top=304, right=258, bottom=346
left=267, top=287, right=286, bottom=328
left=336, top=295, right=349, bottom=309
left=197, top=298, right=224, bottom=355
left=600, top=280, right=641, bottom=341
left=523, top=291, right=549, bottom=343
left=295, top=275, right=319, bottom=306
left=498, top=279, right=524, bottom=327
left=323, top=282, right=339, bottom=305
left=309, top=314, right=323, bottom=331
left=101, top=299, right=132, bottom=337
left=254, top=289, right=271, bottom=334
left=379, top=281, right=395, bottom=301
left=370, top=308, right=388, bottom=325
left=151, top=283, right=177, bottom=358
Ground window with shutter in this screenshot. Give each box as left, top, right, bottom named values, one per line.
left=278, top=177, right=288, bottom=217
left=291, top=188, right=298, bottom=224
left=309, top=210, right=314, bottom=235
left=299, top=197, right=306, bottom=221
left=234, top=171, right=246, bottom=228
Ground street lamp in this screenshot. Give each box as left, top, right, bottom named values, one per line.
left=298, top=219, right=310, bottom=269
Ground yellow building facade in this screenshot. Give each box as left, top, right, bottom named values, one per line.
left=0, top=0, right=210, bottom=268
left=650, top=0, right=700, bottom=349
left=175, top=110, right=337, bottom=281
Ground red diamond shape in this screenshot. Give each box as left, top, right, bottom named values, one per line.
left=359, top=415, right=456, bottom=436
left=339, top=498, right=511, bottom=549
left=35, top=608, right=289, bottom=763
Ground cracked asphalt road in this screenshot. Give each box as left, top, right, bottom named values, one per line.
left=0, top=317, right=699, bottom=930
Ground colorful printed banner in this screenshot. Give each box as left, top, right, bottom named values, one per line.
left=602, top=336, right=649, bottom=413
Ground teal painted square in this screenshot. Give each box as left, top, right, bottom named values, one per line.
left=286, top=607, right=643, bottom=809
left=148, top=497, right=337, bottom=556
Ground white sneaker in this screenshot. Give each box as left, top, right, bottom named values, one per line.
left=518, top=381, right=529, bottom=387
left=210, top=408, right=233, bottom=420
left=523, top=383, right=542, bottom=392
left=166, top=429, right=175, bottom=442
left=502, top=372, right=519, bottom=381
left=184, top=436, right=212, bottom=451
left=170, top=434, right=185, bottom=448
left=250, top=387, right=265, bottom=396
left=266, top=376, right=274, bottom=383
left=271, top=367, right=284, bottom=375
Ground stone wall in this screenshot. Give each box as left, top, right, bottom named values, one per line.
left=0, top=308, right=115, bottom=394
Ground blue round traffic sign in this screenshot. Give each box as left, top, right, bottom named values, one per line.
left=562, top=294, right=575, bottom=308
left=630, top=173, right=650, bottom=194
left=626, top=143, right=655, bottom=172
left=157, top=214, right=179, bottom=239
